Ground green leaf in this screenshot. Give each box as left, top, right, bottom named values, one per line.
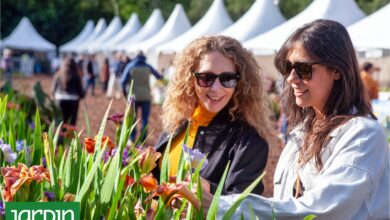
left=0, top=95, right=7, bottom=124
left=222, top=172, right=266, bottom=220
left=303, top=214, right=317, bottom=220
left=107, top=167, right=129, bottom=220
left=207, top=161, right=231, bottom=220
left=43, top=133, right=60, bottom=200
left=82, top=103, right=91, bottom=137
left=176, top=149, right=186, bottom=182
left=64, top=139, right=75, bottom=191
left=155, top=198, right=166, bottom=219
left=160, top=135, right=173, bottom=183
left=177, top=122, right=191, bottom=182
left=101, top=141, right=120, bottom=205
left=52, top=121, right=63, bottom=153
left=164, top=207, right=173, bottom=220
left=174, top=200, right=188, bottom=220
left=249, top=204, right=255, bottom=220
left=32, top=108, right=42, bottom=165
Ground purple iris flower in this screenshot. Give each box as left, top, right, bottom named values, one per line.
left=128, top=95, right=136, bottom=106
left=16, top=140, right=25, bottom=151
left=107, top=113, right=124, bottom=126
left=42, top=157, right=47, bottom=168
left=0, top=142, right=17, bottom=163
left=0, top=201, right=4, bottom=216
left=44, top=191, right=55, bottom=201
left=122, top=148, right=130, bottom=166
left=181, top=144, right=208, bottom=171
left=28, top=121, right=35, bottom=130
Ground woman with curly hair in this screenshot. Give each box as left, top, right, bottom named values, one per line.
left=201, top=19, right=389, bottom=219
left=153, top=35, right=275, bottom=195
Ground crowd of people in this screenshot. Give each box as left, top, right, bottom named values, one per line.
left=1, top=18, right=389, bottom=219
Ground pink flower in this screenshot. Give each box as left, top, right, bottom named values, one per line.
left=107, top=113, right=124, bottom=126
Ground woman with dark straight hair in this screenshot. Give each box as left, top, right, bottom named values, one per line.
left=52, top=57, right=84, bottom=125
left=200, top=19, right=389, bottom=219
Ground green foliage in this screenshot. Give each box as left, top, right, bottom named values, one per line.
left=226, top=0, right=254, bottom=21
left=303, top=214, right=317, bottom=220
left=278, top=0, right=313, bottom=19
left=356, top=0, right=390, bottom=15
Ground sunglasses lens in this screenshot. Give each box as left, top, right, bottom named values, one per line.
left=219, top=74, right=238, bottom=88
left=281, top=61, right=313, bottom=80
left=295, top=62, right=312, bottom=80
left=282, top=61, right=293, bottom=77
left=195, top=72, right=238, bottom=88
left=196, top=73, right=216, bottom=87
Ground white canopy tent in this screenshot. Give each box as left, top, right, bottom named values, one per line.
left=102, top=13, right=141, bottom=52
left=59, top=20, right=94, bottom=52
left=74, top=18, right=107, bottom=53
left=1, top=17, right=56, bottom=51
left=127, top=4, right=191, bottom=54
left=244, top=0, right=366, bottom=54
left=156, top=0, right=233, bottom=54
left=348, top=3, right=390, bottom=50
left=221, top=0, right=285, bottom=42
left=114, top=9, right=165, bottom=52
left=87, top=16, right=123, bottom=52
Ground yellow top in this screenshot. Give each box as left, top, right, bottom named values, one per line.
left=162, top=104, right=216, bottom=176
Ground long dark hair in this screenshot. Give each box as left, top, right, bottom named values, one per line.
left=274, top=19, right=374, bottom=170
left=58, top=57, right=81, bottom=90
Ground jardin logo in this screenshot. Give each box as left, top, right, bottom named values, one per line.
left=5, top=202, right=80, bottom=220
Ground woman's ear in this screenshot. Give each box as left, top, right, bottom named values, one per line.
left=331, top=68, right=341, bottom=80
left=334, top=71, right=341, bottom=80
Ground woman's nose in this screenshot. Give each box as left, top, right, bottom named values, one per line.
left=210, top=78, right=223, bottom=90
left=286, top=69, right=300, bottom=84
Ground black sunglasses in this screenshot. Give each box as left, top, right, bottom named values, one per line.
left=193, top=72, right=240, bottom=88
left=281, top=60, right=321, bottom=80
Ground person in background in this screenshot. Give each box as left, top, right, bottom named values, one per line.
left=120, top=51, right=163, bottom=141
left=76, top=54, right=86, bottom=78
left=107, top=52, right=131, bottom=99
left=85, top=54, right=97, bottom=96
left=200, top=19, right=389, bottom=219
left=115, top=53, right=131, bottom=77
left=154, top=36, right=274, bottom=195
left=52, top=57, right=84, bottom=125
left=0, top=49, right=13, bottom=87
left=100, top=57, right=110, bottom=93
left=360, top=62, right=380, bottom=100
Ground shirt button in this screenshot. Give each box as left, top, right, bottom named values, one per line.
left=200, top=131, right=204, bottom=135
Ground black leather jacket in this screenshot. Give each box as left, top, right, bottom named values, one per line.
left=154, top=107, right=269, bottom=195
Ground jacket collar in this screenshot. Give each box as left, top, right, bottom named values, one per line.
left=155, top=105, right=237, bottom=151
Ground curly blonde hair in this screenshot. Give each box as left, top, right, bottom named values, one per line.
left=162, top=35, right=275, bottom=143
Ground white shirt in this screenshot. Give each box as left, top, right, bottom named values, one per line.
left=218, top=116, right=389, bottom=220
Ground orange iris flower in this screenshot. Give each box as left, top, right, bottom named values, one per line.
left=1, top=163, right=50, bottom=202
left=139, top=174, right=158, bottom=193
left=83, top=136, right=115, bottom=154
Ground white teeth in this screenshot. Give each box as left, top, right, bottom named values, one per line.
left=207, top=95, right=222, bottom=101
